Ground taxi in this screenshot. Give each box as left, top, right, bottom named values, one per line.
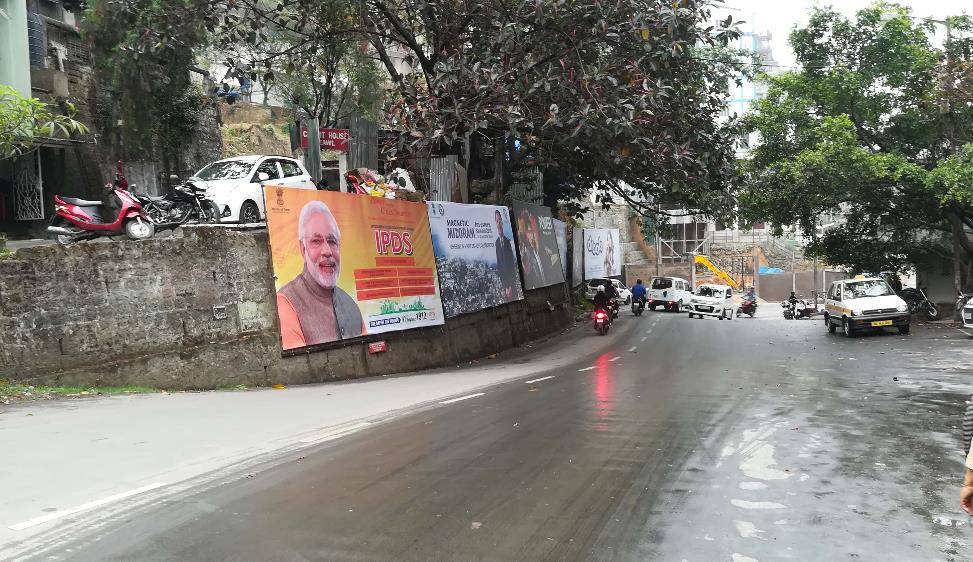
left=823, top=277, right=910, bottom=337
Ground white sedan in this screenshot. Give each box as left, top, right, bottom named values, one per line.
left=187, top=155, right=317, bottom=223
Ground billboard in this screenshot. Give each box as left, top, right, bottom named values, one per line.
left=265, top=187, right=445, bottom=351
left=427, top=202, right=524, bottom=317
left=512, top=201, right=566, bottom=290
left=553, top=219, right=568, bottom=280
left=572, top=227, right=584, bottom=286
left=583, top=228, right=622, bottom=279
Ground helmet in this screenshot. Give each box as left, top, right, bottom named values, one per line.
left=597, top=285, right=605, bottom=293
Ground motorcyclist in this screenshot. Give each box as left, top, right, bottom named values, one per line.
left=744, top=286, right=756, bottom=301
left=631, top=278, right=647, bottom=306
left=593, top=285, right=613, bottom=322
left=788, top=291, right=799, bottom=305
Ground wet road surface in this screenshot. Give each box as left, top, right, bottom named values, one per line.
left=14, top=308, right=973, bottom=561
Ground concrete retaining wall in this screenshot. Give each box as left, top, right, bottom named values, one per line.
left=0, top=228, right=572, bottom=389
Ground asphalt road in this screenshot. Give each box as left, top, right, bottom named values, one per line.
left=12, top=307, right=973, bottom=561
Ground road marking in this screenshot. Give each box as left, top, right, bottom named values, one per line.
left=299, top=422, right=372, bottom=444
left=9, top=482, right=166, bottom=531
left=525, top=376, right=555, bottom=384
left=646, top=329, right=653, bottom=334
left=439, top=392, right=485, bottom=405
left=609, top=356, right=621, bottom=362
left=628, top=346, right=637, bottom=352
left=578, top=366, right=596, bottom=372
left=641, top=337, right=648, bottom=342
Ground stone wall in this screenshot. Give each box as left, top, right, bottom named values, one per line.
left=0, top=228, right=572, bottom=389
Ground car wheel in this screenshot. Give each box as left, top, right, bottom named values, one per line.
left=898, top=324, right=911, bottom=335
left=677, top=300, right=683, bottom=312
left=842, top=318, right=855, bottom=338
left=649, top=304, right=656, bottom=311
left=826, top=315, right=836, bottom=333
left=240, top=200, right=261, bottom=223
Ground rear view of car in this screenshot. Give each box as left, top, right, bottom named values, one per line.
left=648, top=276, right=691, bottom=311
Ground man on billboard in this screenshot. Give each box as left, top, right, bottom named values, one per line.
left=494, top=209, right=518, bottom=299
left=277, top=200, right=364, bottom=349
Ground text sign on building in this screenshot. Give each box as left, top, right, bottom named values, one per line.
left=300, top=127, right=351, bottom=152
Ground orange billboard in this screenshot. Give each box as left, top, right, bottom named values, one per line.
left=265, top=186, right=445, bottom=351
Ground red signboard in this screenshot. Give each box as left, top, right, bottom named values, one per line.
left=368, top=341, right=388, bottom=354
left=300, top=127, right=350, bottom=152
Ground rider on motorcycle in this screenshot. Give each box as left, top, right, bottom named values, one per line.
left=631, top=278, right=647, bottom=307
left=593, top=285, right=613, bottom=322
left=744, top=286, right=756, bottom=301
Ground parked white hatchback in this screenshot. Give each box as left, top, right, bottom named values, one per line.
left=688, top=284, right=735, bottom=319
left=188, top=155, right=317, bottom=223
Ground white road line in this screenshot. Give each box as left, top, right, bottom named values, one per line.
left=439, top=392, right=485, bottom=405
left=646, top=329, right=653, bottom=334
left=609, top=356, right=621, bottom=362
left=525, top=376, right=555, bottom=384
left=578, top=366, right=596, bottom=372
left=628, top=346, right=637, bottom=352
left=9, top=482, right=166, bottom=531
left=641, top=337, right=648, bottom=342
left=299, top=422, right=372, bottom=444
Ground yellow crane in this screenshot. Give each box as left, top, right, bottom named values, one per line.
left=694, top=255, right=741, bottom=290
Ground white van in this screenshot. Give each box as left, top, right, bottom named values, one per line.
left=648, top=276, right=693, bottom=312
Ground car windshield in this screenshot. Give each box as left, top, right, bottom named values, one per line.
left=652, top=278, right=672, bottom=289
left=844, top=280, right=894, bottom=299
left=194, top=160, right=253, bottom=181
left=696, top=286, right=720, bottom=298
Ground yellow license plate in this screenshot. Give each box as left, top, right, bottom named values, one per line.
left=871, top=320, right=893, bottom=327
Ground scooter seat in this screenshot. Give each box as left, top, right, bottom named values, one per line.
left=62, top=197, right=104, bottom=207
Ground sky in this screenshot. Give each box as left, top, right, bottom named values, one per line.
left=721, top=0, right=972, bottom=68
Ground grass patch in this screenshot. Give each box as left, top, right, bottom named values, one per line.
left=0, top=381, right=159, bottom=403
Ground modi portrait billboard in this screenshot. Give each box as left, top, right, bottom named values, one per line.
left=265, top=186, right=445, bottom=351
left=427, top=202, right=524, bottom=317
left=512, top=201, right=566, bottom=290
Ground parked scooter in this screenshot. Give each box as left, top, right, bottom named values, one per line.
left=593, top=308, right=611, bottom=335
left=48, top=185, right=154, bottom=245
left=737, top=298, right=757, bottom=318
left=898, top=287, right=940, bottom=320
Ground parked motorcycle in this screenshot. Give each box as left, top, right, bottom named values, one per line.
left=898, top=287, right=940, bottom=320
left=737, top=299, right=757, bottom=318
left=631, top=298, right=645, bottom=316
left=135, top=181, right=221, bottom=227
left=48, top=186, right=154, bottom=245
left=593, top=308, right=611, bottom=335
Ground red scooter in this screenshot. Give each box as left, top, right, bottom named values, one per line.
left=48, top=165, right=155, bottom=244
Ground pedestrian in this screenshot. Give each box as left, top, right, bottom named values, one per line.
left=961, top=398, right=973, bottom=514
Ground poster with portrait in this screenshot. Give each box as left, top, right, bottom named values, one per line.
left=427, top=201, right=524, bottom=317
left=572, top=227, right=584, bottom=286
left=583, top=228, right=622, bottom=279
left=512, top=201, right=566, bottom=290
left=553, top=219, right=568, bottom=280
left=265, top=186, right=445, bottom=351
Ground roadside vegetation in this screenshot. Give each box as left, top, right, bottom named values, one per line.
left=0, top=381, right=159, bottom=404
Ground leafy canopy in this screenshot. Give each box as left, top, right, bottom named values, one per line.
left=0, top=85, right=88, bottom=160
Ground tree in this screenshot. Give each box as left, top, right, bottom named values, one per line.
left=740, top=2, right=973, bottom=285
left=205, top=0, right=744, bottom=215
left=0, top=85, right=88, bottom=160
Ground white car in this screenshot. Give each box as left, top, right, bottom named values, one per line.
left=187, top=155, right=317, bottom=223
left=823, top=277, right=910, bottom=337
left=585, top=278, right=632, bottom=304
left=648, top=276, right=693, bottom=311
left=688, top=284, right=735, bottom=319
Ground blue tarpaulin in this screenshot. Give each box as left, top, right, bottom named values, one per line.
left=759, top=266, right=785, bottom=274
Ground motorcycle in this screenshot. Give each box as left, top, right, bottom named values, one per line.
left=737, top=298, right=757, bottom=318
left=135, top=181, right=221, bottom=227
left=593, top=308, right=611, bottom=335
left=781, top=297, right=813, bottom=320
left=632, top=297, right=645, bottom=316
left=898, top=287, right=940, bottom=320
left=48, top=185, right=154, bottom=245
left=609, top=298, right=620, bottom=319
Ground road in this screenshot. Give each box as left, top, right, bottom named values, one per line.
left=5, top=306, right=973, bottom=561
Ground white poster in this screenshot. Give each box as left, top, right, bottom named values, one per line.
left=553, top=219, right=568, bottom=280
left=583, top=228, right=622, bottom=279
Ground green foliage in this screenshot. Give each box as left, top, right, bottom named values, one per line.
left=0, top=85, right=88, bottom=160
left=928, top=144, right=973, bottom=207
left=741, top=2, right=973, bottom=275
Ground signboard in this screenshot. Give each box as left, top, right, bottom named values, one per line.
left=572, top=227, right=584, bottom=287
left=583, top=228, right=622, bottom=279
left=300, top=127, right=351, bottom=152
left=265, top=187, right=445, bottom=351
left=553, top=219, right=568, bottom=279
left=512, top=201, right=566, bottom=290
left=427, top=202, right=524, bottom=317
left=368, top=341, right=388, bottom=354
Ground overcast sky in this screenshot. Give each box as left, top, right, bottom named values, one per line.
left=721, top=0, right=972, bottom=68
